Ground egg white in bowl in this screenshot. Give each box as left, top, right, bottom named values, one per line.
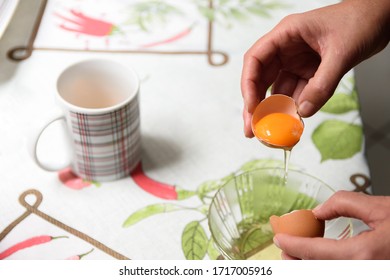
left=208, top=168, right=353, bottom=260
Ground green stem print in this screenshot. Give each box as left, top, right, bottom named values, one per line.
left=313, top=76, right=363, bottom=161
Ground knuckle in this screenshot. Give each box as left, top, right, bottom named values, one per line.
left=279, top=13, right=300, bottom=26
left=331, top=190, right=352, bottom=202
left=309, top=79, right=333, bottom=99
left=243, top=50, right=254, bottom=62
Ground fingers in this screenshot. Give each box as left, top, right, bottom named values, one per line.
left=241, top=53, right=262, bottom=138
left=281, top=251, right=299, bottom=260
left=297, top=53, right=345, bottom=117
left=241, top=53, right=264, bottom=113
left=272, top=72, right=309, bottom=101
left=271, top=71, right=298, bottom=97
left=243, top=109, right=254, bottom=138
left=275, top=191, right=388, bottom=260
left=313, top=191, right=376, bottom=224
left=274, top=234, right=354, bottom=260
left=241, top=38, right=282, bottom=137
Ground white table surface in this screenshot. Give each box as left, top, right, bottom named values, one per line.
left=0, top=0, right=370, bottom=260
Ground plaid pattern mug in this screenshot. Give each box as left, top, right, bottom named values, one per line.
left=32, top=59, right=141, bottom=182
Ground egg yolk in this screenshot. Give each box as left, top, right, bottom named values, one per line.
left=253, top=113, right=303, bottom=148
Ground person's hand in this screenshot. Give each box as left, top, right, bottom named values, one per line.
left=241, top=0, right=390, bottom=137
left=273, top=191, right=390, bottom=260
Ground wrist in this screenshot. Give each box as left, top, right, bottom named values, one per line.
left=344, top=0, right=390, bottom=53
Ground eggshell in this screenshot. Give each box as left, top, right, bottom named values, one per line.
left=251, top=94, right=301, bottom=127
left=270, top=209, right=325, bottom=238
left=251, top=94, right=304, bottom=149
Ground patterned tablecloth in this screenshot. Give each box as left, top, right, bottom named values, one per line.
left=0, top=0, right=370, bottom=260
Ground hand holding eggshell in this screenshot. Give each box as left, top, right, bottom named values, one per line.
left=270, top=209, right=325, bottom=238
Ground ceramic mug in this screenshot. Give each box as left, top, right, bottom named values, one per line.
left=32, top=59, right=141, bottom=182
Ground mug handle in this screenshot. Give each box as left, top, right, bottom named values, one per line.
left=31, top=114, right=73, bottom=172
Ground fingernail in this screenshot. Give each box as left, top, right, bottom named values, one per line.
left=313, top=203, right=323, bottom=214
left=298, top=101, right=315, bottom=117
left=273, top=236, right=280, bottom=248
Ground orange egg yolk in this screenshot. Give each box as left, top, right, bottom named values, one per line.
left=253, top=113, right=303, bottom=148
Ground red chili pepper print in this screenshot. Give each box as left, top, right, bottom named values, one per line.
left=130, top=162, right=178, bottom=200
left=0, top=235, right=67, bottom=259
left=141, top=23, right=195, bottom=48
left=66, top=248, right=94, bottom=260
left=54, top=9, right=120, bottom=37
left=58, top=168, right=95, bottom=190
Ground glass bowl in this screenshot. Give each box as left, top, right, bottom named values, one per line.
left=208, top=168, right=353, bottom=260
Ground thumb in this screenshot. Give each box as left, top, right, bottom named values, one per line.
left=313, top=191, right=373, bottom=223
left=297, top=53, right=346, bottom=117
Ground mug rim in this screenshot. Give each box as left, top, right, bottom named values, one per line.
left=56, top=59, right=140, bottom=115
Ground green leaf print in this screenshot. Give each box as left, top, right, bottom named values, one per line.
left=125, top=1, right=182, bottom=31
left=122, top=204, right=182, bottom=227
left=238, top=223, right=273, bottom=256
left=196, top=173, right=234, bottom=202
left=247, top=6, right=271, bottom=18
left=197, top=180, right=221, bottom=202
left=320, top=93, right=359, bottom=114
left=207, top=238, right=221, bottom=260
left=312, top=120, right=363, bottom=162
left=194, top=0, right=286, bottom=25
left=182, top=221, right=208, bottom=260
